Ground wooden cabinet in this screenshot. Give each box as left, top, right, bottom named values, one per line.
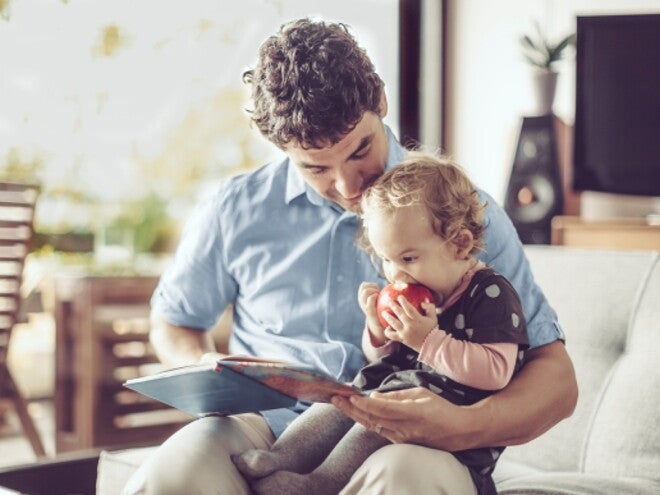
left=53, top=275, right=189, bottom=453
left=551, top=215, right=660, bottom=251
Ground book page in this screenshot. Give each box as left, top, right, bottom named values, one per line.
left=216, top=360, right=363, bottom=403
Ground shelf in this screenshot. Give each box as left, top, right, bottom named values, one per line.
left=551, top=216, right=660, bottom=251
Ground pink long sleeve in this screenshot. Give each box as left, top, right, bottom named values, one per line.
left=418, top=328, right=518, bottom=390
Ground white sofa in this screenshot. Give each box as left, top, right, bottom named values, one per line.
left=97, top=246, right=660, bottom=495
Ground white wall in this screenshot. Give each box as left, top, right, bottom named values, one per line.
left=445, top=0, right=660, bottom=205
left=0, top=0, right=399, bottom=231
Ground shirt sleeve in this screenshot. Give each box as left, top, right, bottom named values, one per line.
left=151, top=186, right=238, bottom=331
left=418, top=329, right=518, bottom=390
left=477, top=190, right=565, bottom=347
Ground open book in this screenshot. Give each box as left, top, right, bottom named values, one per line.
left=124, top=357, right=363, bottom=417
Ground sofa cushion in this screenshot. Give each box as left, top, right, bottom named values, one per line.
left=96, top=247, right=660, bottom=495
left=96, top=447, right=155, bottom=495
left=493, top=458, right=542, bottom=485
left=496, top=471, right=660, bottom=495
left=501, top=247, right=657, bottom=472
left=582, top=255, right=660, bottom=481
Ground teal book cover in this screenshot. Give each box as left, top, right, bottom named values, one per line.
left=124, top=357, right=361, bottom=417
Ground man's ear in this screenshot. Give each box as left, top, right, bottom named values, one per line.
left=378, top=88, right=388, bottom=118
left=454, top=229, right=474, bottom=259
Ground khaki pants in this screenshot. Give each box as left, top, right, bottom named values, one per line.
left=122, top=414, right=476, bottom=495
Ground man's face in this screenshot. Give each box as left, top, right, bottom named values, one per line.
left=283, top=111, right=389, bottom=213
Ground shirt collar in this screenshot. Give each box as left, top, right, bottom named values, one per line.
left=284, top=124, right=405, bottom=206
left=285, top=155, right=310, bottom=204
left=384, top=125, right=406, bottom=171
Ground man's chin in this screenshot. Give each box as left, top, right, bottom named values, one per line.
left=324, top=191, right=363, bottom=213
left=339, top=199, right=363, bottom=213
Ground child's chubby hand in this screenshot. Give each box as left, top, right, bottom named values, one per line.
left=358, top=282, right=387, bottom=346
left=382, top=297, right=437, bottom=352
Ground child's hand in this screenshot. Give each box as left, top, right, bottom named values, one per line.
left=358, top=282, right=387, bottom=346
left=381, top=297, right=437, bottom=352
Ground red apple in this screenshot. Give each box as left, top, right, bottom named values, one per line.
left=376, top=282, right=434, bottom=328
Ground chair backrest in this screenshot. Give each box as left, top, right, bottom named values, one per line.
left=0, top=181, right=39, bottom=365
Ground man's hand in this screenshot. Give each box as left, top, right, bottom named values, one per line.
left=150, top=313, right=217, bottom=368
left=332, top=387, right=476, bottom=449
left=332, top=341, right=578, bottom=451
left=199, top=352, right=229, bottom=365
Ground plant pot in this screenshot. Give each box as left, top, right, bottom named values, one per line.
left=531, top=70, right=558, bottom=115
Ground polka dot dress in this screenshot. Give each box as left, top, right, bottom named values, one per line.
left=354, top=267, right=529, bottom=495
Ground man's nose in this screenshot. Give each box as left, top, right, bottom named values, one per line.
left=334, top=168, right=362, bottom=198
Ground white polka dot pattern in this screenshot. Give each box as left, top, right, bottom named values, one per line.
left=429, top=384, right=443, bottom=394
left=485, top=284, right=501, bottom=298
left=512, top=313, right=520, bottom=328
left=455, top=314, right=465, bottom=329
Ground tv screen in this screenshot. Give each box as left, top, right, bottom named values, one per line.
left=573, top=14, right=660, bottom=197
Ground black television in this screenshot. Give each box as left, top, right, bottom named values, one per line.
left=573, top=14, right=660, bottom=198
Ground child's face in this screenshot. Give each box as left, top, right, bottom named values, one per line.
left=366, top=203, right=470, bottom=302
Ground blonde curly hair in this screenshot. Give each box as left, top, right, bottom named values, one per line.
left=359, top=151, right=486, bottom=256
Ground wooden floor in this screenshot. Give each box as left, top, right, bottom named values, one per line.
left=0, top=400, right=54, bottom=469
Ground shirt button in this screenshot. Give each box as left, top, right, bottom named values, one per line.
left=337, top=275, right=344, bottom=282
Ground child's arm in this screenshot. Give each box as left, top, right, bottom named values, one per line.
left=362, top=324, right=399, bottom=363
left=418, top=329, right=518, bottom=390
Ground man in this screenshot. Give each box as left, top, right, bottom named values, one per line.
left=123, top=18, right=577, bottom=495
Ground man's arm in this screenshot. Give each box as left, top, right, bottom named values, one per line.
left=149, top=313, right=220, bottom=368
left=469, top=340, right=577, bottom=446
left=332, top=341, right=577, bottom=451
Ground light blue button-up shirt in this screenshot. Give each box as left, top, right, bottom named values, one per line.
left=152, top=126, right=563, bottom=434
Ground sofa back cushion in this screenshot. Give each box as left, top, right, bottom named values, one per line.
left=582, top=254, right=660, bottom=480
left=501, top=246, right=658, bottom=473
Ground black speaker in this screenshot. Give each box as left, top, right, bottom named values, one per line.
left=504, top=115, right=564, bottom=244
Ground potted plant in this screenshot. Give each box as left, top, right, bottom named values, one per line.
left=520, top=22, right=575, bottom=114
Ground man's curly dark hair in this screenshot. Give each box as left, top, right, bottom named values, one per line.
left=242, top=18, right=384, bottom=149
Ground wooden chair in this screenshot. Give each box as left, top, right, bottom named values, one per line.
left=0, top=181, right=45, bottom=457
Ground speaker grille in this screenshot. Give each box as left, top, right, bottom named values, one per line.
left=505, top=115, right=564, bottom=244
